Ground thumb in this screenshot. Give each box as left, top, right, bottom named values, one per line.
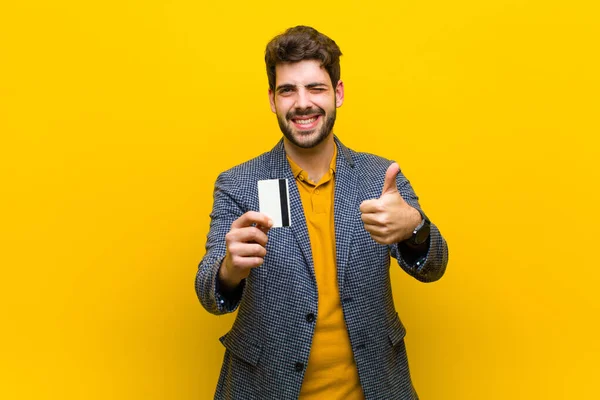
left=381, top=163, right=400, bottom=196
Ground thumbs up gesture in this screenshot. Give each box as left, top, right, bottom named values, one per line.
left=359, top=163, right=422, bottom=245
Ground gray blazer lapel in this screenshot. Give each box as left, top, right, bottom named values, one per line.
left=268, top=140, right=315, bottom=281
left=333, top=136, right=357, bottom=295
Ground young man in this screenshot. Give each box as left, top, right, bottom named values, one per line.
left=196, top=26, right=448, bottom=400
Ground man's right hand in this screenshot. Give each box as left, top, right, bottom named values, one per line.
left=218, top=211, right=273, bottom=291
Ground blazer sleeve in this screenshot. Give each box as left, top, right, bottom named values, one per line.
left=195, top=170, right=247, bottom=315
left=389, top=173, right=449, bottom=283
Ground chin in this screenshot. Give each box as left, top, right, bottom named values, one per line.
left=288, top=129, right=330, bottom=149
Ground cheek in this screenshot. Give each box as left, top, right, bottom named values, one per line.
left=315, top=95, right=336, bottom=110
left=316, top=101, right=335, bottom=114
left=275, top=99, right=293, bottom=115
left=276, top=106, right=289, bottom=119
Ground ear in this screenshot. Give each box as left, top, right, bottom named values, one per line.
left=268, top=89, right=277, bottom=113
left=335, top=80, right=344, bottom=108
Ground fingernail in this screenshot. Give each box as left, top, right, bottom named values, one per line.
left=268, top=219, right=273, bottom=227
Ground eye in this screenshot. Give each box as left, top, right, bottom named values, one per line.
left=278, top=87, right=295, bottom=95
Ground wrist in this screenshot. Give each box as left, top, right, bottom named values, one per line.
left=218, top=257, right=243, bottom=292
left=411, top=207, right=422, bottom=229
left=406, top=208, right=430, bottom=246
left=399, top=208, right=421, bottom=242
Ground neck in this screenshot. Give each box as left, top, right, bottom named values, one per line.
left=284, top=134, right=335, bottom=183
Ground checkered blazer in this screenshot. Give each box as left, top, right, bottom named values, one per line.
left=196, top=136, right=448, bottom=399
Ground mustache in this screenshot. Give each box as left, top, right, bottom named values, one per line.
left=286, top=108, right=326, bottom=120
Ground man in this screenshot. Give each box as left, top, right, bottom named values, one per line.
left=196, top=26, right=448, bottom=400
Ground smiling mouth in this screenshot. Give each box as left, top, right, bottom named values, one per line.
left=290, top=115, right=321, bottom=129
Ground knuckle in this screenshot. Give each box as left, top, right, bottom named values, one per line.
left=231, top=254, right=242, bottom=266
left=254, top=242, right=265, bottom=253
left=261, top=233, right=269, bottom=245
left=226, top=236, right=237, bottom=247
left=249, top=243, right=259, bottom=254
left=259, top=246, right=267, bottom=257
left=253, top=228, right=264, bottom=241
left=227, top=242, right=237, bottom=254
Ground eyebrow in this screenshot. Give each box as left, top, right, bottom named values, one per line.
left=275, top=82, right=329, bottom=91
left=305, top=82, right=328, bottom=88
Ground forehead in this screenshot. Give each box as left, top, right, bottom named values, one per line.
left=275, top=59, right=332, bottom=86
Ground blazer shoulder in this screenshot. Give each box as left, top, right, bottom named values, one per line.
left=219, top=150, right=272, bottom=181
left=351, top=149, right=395, bottom=175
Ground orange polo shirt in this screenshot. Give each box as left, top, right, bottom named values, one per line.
left=287, top=146, right=364, bottom=399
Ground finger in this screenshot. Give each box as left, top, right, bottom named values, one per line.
left=227, top=227, right=269, bottom=247
left=230, top=242, right=267, bottom=258
left=369, top=233, right=391, bottom=245
left=361, top=213, right=385, bottom=226
left=231, top=255, right=264, bottom=269
left=363, top=222, right=391, bottom=237
left=362, top=222, right=379, bottom=235
left=359, top=199, right=383, bottom=214
left=257, top=224, right=271, bottom=235
left=231, top=211, right=274, bottom=230
left=381, top=162, right=400, bottom=196
left=364, top=228, right=392, bottom=245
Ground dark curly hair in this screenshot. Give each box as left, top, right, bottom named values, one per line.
left=265, top=26, right=342, bottom=91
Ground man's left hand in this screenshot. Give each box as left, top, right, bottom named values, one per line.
left=359, top=163, right=422, bottom=245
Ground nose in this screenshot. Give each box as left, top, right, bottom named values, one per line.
left=294, top=89, right=312, bottom=110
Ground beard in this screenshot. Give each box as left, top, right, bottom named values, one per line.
left=276, top=105, right=337, bottom=149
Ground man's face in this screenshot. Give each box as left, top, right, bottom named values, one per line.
left=269, top=59, right=344, bottom=149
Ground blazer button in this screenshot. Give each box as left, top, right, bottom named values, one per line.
left=295, top=362, right=304, bottom=372
left=305, top=313, right=315, bottom=323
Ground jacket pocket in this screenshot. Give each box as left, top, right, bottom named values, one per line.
left=220, top=330, right=263, bottom=367
left=387, top=313, right=407, bottom=347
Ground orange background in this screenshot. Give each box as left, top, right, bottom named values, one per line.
left=1, top=1, right=599, bottom=398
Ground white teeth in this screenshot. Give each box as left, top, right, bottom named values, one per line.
left=295, top=117, right=317, bottom=125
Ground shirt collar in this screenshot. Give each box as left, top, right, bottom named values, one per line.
left=287, top=143, right=337, bottom=182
